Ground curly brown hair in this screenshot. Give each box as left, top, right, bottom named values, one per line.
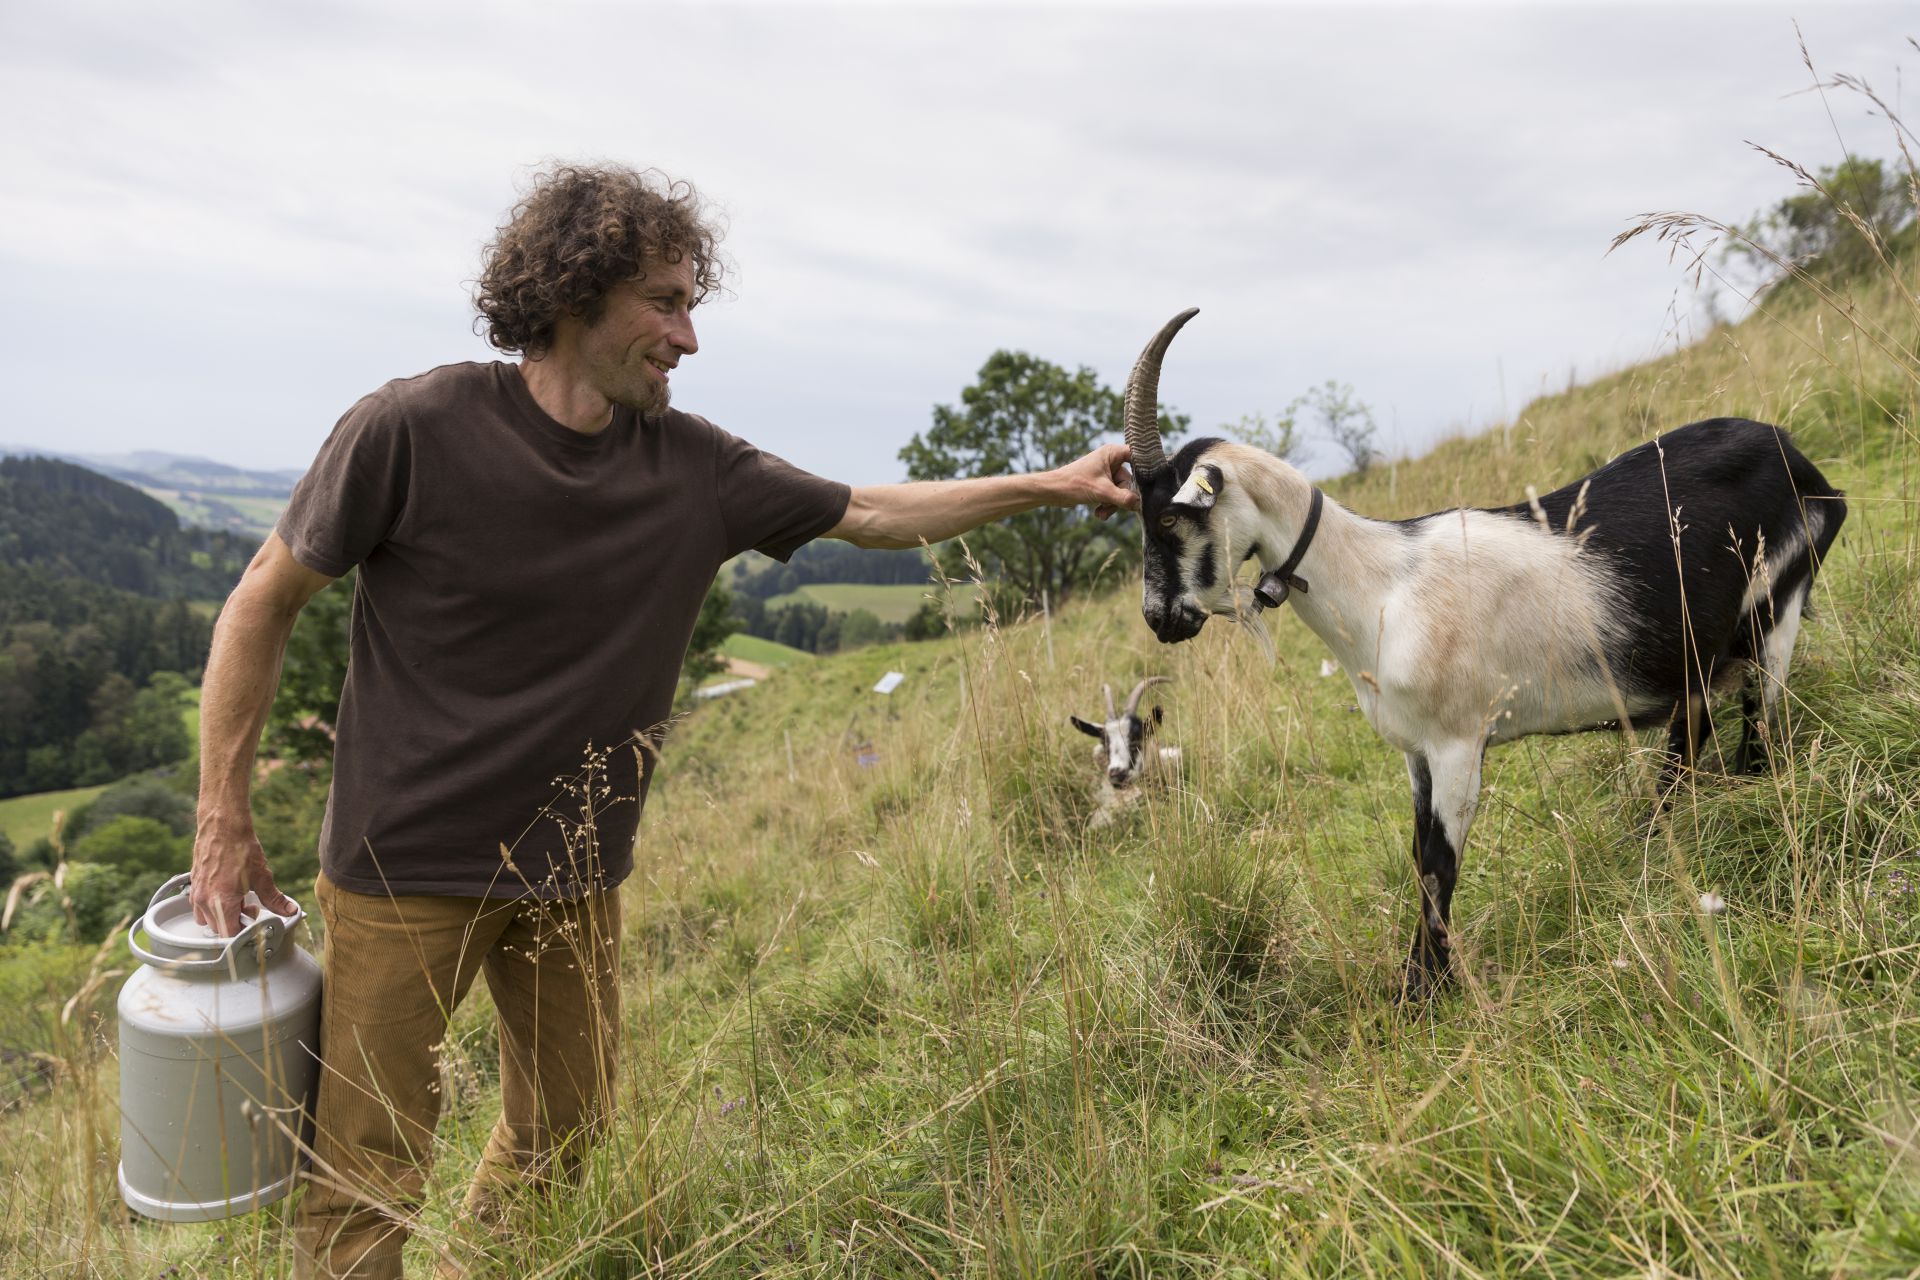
left=473, top=164, right=724, bottom=357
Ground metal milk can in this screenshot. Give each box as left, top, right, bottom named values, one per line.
left=117, top=872, right=323, bottom=1222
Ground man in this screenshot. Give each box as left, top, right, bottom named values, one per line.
left=190, top=163, right=1137, bottom=1278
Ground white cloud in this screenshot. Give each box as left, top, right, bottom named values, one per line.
left=0, top=1, right=1911, bottom=484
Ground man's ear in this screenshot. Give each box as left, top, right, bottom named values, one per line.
left=1170, top=463, right=1223, bottom=511
left=1069, top=716, right=1105, bottom=739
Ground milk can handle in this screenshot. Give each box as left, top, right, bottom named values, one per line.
left=126, top=874, right=293, bottom=973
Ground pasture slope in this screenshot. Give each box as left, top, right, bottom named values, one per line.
left=7, top=243, right=1919, bottom=1279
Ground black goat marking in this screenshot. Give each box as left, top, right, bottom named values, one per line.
left=1139, top=438, right=1228, bottom=642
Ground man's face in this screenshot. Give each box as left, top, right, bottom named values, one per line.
left=577, top=256, right=700, bottom=416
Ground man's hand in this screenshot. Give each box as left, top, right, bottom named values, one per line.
left=192, top=819, right=298, bottom=935
left=1054, top=442, right=1140, bottom=519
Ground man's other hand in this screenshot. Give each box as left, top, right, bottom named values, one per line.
left=1058, top=443, right=1140, bottom=518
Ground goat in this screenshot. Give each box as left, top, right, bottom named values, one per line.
left=1120, top=308, right=1846, bottom=996
left=1071, top=677, right=1181, bottom=825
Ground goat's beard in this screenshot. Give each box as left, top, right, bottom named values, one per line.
left=1224, top=584, right=1279, bottom=665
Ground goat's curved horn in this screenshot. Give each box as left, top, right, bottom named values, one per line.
left=1103, top=684, right=1116, bottom=720
left=1124, top=308, right=1198, bottom=481
left=1124, top=676, right=1172, bottom=718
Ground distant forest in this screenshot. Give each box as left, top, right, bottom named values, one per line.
left=0, top=457, right=253, bottom=798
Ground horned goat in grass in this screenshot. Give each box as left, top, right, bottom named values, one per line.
left=1121, top=309, right=1846, bottom=997
left=1071, top=677, right=1181, bottom=826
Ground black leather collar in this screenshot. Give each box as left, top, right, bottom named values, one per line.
left=1252, top=487, right=1323, bottom=610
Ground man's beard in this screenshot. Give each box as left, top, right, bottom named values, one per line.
left=613, top=368, right=671, bottom=418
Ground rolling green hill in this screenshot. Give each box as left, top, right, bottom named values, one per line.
left=717, top=631, right=813, bottom=669
left=0, top=447, right=299, bottom=538
left=765, top=581, right=948, bottom=624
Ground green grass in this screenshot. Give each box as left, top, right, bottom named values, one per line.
left=0, top=785, right=106, bottom=851
left=718, top=631, right=814, bottom=668
left=764, top=579, right=983, bottom=624
left=6, top=97, right=1920, bottom=1279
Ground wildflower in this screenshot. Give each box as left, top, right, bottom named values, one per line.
left=1612, top=956, right=1631, bottom=971
left=1697, top=891, right=1727, bottom=916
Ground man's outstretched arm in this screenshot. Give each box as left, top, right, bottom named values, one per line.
left=826, top=442, right=1139, bottom=550
left=192, top=533, right=334, bottom=935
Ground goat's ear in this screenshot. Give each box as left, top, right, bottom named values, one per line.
left=1151, top=705, right=1164, bottom=728
left=1069, top=716, right=1105, bottom=739
left=1171, top=463, right=1223, bottom=512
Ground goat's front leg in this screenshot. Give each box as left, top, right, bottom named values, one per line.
left=1401, top=740, right=1484, bottom=1000
left=1657, top=689, right=1708, bottom=796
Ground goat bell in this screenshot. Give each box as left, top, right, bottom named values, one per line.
left=1253, top=569, right=1296, bottom=610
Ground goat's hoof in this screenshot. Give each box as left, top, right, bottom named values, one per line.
left=1396, top=959, right=1453, bottom=1005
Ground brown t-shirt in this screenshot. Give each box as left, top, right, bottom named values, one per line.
left=275, top=361, right=849, bottom=898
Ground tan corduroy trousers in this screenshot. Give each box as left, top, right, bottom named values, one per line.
left=293, top=872, right=621, bottom=1280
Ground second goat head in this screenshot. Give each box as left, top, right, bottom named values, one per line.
left=1071, top=676, right=1174, bottom=789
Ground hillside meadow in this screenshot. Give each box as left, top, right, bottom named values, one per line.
left=5, top=194, right=1919, bottom=1279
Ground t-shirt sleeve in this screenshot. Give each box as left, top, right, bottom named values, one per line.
left=275, top=388, right=413, bottom=577
left=712, top=426, right=851, bottom=562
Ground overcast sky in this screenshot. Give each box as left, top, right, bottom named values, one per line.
left=0, top=2, right=1912, bottom=484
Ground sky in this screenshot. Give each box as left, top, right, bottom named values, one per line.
left=0, top=2, right=1913, bottom=485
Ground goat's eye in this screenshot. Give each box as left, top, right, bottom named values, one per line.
left=1159, top=515, right=1176, bottom=529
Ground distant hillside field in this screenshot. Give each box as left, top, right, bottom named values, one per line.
left=0, top=785, right=106, bottom=851
left=766, top=580, right=980, bottom=623
left=718, top=632, right=812, bottom=668
left=765, top=581, right=934, bottom=623
left=144, top=489, right=288, bottom=539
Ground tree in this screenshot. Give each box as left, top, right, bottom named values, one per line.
left=62, top=670, right=192, bottom=785
left=679, top=580, right=739, bottom=694
left=1730, top=154, right=1916, bottom=294
left=64, top=773, right=196, bottom=846
left=1296, top=380, right=1379, bottom=475
left=1223, top=409, right=1304, bottom=463
left=266, top=573, right=353, bottom=764
left=70, top=815, right=190, bottom=881
left=834, top=608, right=886, bottom=651
left=5, top=860, right=151, bottom=944
left=899, top=350, right=1186, bottom=607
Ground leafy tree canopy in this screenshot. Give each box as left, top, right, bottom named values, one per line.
left=679, top=580, right=740, bottom=696
left=265, top=574, right=353, bottom=765
left=899, top=351, right=1187, bottom=607
left=69, top=815, right=190, bottom=882
left=1731, top=153, right=1917, bottom=294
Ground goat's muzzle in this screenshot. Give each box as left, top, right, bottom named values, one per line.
left=1145, top=599, right=1207, bottom=644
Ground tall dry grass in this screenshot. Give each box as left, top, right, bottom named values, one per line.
left=4, top=49, right=1919, bottom=1280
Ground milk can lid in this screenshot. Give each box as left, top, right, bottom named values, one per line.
left=144, top=890, right=259, bottom=948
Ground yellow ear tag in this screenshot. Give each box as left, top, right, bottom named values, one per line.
left=1194, top=474, right=1214, bottom=495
